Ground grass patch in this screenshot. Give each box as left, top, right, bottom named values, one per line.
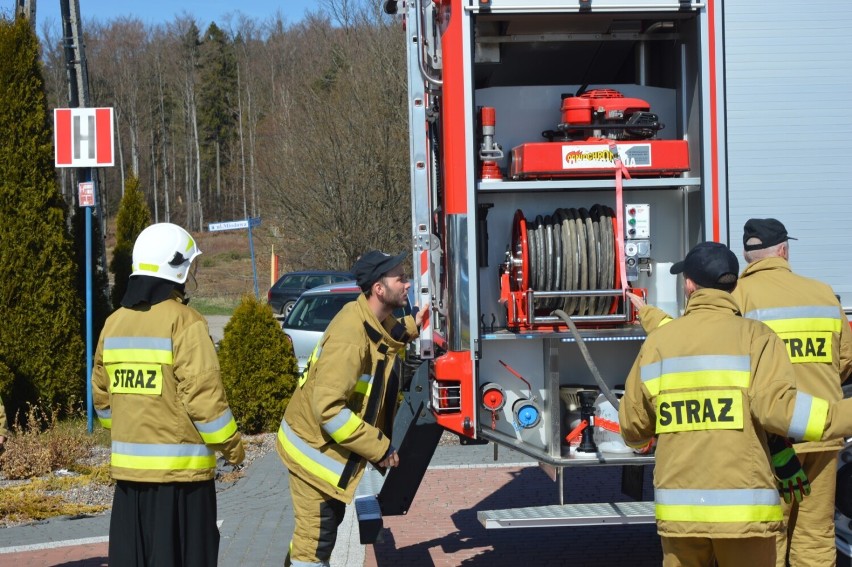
left=2, top=402, right=94, bottom=479
left=200, top=251, right=248, bottom=269
left=0, top=481, right=109, bottom=524
left=0, top=401, right=113, bottom=526
left=190, top=296, right=239, bottom=316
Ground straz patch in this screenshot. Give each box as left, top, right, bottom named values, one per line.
left=656, top=389, right=743, bottom=433
left=108, top=364, right=163, bottom=395
left=777, top=332, right=832, bottom=363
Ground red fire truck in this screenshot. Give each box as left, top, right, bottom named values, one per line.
left=360, top=0, right=852, bottom=550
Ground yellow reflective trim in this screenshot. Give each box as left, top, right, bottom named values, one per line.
left=328, top=413, right=362, bottom=444
left=656, top=504, right=782, bottom=523
left=103, top=349, right=173, bottom=364
left=659, top=317, right=673, bottom=326
left=197, top=418, right=237, bottom=445
left=775, top=331, right=833, bottom=363
left=644, top=377, right=661, bottom=397
left=277, top=427, right=341, bottom=487
left=763, top=318, right=841, bottom=334
left=111, top=454, right=216, bottom=470
left=645, top=371, right=750, bottom=397
left=137, top=263, right=160, bottom=273
left=662, top=370, right=750, bottom=392
left=299, top=344, right=322, bottom=388
left=108, top=364, right=163, bottom=395
left=354, top=381, right=372, bottom=396
left=656, top=389, right=743, bottom=434
left=98, top=418, right=112, bottom=429
left=803, top=397, right=829, bottom=442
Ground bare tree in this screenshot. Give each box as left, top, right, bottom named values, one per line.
left=258, top=3, right=409, bottom=269
left=37, top=1, right=411, bottom=270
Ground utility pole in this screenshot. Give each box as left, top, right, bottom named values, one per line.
left=15, top=0, right=36, bottom=27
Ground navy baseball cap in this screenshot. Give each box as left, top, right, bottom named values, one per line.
left=743, top=218, right=797, bottom=251
left=352, top=250, right=407, bottom=292
left=670, top=241, right=739, bottom=291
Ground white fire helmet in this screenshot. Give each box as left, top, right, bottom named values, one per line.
left=131, top=223, right=202, bottom=284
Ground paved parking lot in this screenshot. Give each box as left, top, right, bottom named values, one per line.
left=0, top=442, right=663, bottom=566
left=367, top=455, right=661, bottom=567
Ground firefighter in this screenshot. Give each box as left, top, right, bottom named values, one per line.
left=619, top=241, right=852, bottom=567
left=277, top=250, right=427, bottom=567
left=92, top=223, right=245, bottom=567
left=732, top=218, right=852, bottom=567
left=0, top=396, right=7, bottom=452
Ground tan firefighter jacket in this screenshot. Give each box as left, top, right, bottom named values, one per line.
left=0, top=398, right=7, bottom=438
left=92, top=293, right=244, bottom=483
left=732, top=257, right=852, bottom=453
left=277, top=293, right=418, bottom=504
left=620, top=289, right=852, bottom=538
left=637, top=257, right=852, bottom=454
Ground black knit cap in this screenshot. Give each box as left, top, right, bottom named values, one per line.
left=352, top=250, right=407, bottom=292
left=670, top=241, right=739, bottom=291
left=743, top=218, right=797, bottom=251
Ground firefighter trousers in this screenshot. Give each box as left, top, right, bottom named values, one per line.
left=285, top=471, right=346, bottom=567
left=776, top=450, right=838, bottom=567
left=661, top=535, right=775, bottom=567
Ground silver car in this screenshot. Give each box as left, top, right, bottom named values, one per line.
left=281, top=280, right=414, bottom=374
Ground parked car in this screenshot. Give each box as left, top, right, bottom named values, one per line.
left=281, top=280, right=415, bottom=374
left=267, top=270, right=354, bottom=316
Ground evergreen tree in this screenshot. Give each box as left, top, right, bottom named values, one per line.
left=218, top=295, right=297, bottom=434
left=110, top=175, right=151, bottom=308
left=198, top=23, right=237, bottom=219
left=0, top=17, right=85, bottom=417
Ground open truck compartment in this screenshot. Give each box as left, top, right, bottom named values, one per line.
left=361, top=0, right=852, bottom=539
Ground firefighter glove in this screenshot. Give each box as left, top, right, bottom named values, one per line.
left=768, top=435, right=810, bottom=504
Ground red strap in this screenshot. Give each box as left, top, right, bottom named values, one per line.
left=610, top=143, right=631, bottom=292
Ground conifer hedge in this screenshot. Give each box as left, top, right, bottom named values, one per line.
left=0, top=18, right=85, bottom=417
left=218, top=296, right=298, bottom=434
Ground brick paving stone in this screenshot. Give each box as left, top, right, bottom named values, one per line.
left=366, top=464, right=662, bottom=567
left=2, top=542, right=108, bottom=566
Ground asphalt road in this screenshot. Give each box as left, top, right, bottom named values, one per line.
left=206, top=314, right=231, bottom=344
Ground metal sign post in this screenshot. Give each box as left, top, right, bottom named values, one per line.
left=208, top=217, right=262, bottom=298
left=55, top=109, right=114, bottom=434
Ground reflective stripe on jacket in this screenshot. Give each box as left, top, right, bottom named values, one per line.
left=277, top=293, right=417, bottom=504
left=733, top=257, right=852, bottom=452
left=620, top=289, right=826, bottom=537
left=92, top=294, right=242, bottom=482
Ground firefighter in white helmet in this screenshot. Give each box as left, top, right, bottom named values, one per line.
left=92, top=222, right=244, bottom=567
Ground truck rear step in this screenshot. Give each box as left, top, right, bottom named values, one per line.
left=478, top=501, right=655, bottom=529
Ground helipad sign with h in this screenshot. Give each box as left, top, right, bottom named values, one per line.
left=54, top=108, right=115, bottom=168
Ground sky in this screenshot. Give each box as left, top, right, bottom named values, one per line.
left=34, top=1, right=318, bottom=32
